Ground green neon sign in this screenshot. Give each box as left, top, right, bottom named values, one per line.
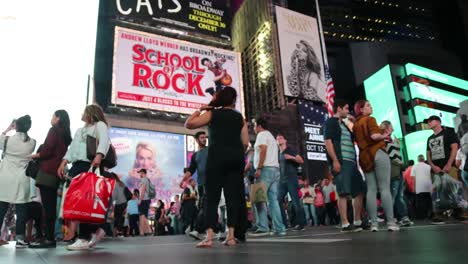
left=410, top=105, right=457, bottom=128
left=405, top=63, right=468, bottom=91
left=363, top=65, right=403, bottom=138
left=405, top=82, right=468, bottom=108
left=404, top=130, right=434, bottom=162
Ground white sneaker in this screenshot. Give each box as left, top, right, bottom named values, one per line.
left=371, top=224, right=379, bottom=232
left=387, top=223, right=400, bottom=232
left=189, top=230, right=202, bottom=240
left=66, top=239, right=90, bottom=251
left=88, top=228, right=106, bottom=248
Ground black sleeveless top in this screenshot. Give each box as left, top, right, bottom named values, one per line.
left=207, top=108, right=244, bottom=164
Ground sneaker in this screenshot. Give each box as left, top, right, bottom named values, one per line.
left=15, top=240, right=29, bottom=248
left=269, top=231, right=287, bottom=236
left=341, top=225, right=362, bottom=233
left=431, top=218, right=446, bottom=225
left=292, top=225, right=304, bottom=231
left=248, top=230, right=270, bottom=237
left=66, top=239, right=90, bottom=251
left=29, top=240, right=57, bottom=249
left=371, top=224, right=379, bottom=232
left=189, top=230, right=202, bottom=240
left=399, top=218, right=414, bottom=227
left=387, top=223, right=400, bottom=232
left=88, top=228, right=106, bottom=248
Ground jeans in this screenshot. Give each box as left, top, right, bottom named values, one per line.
left=129, top=214, right=140, bottom=236
left=256, top=167, right=286, bottom=233
left=278, top=177, right=306, bottom=227
left=462, top=170, right=468, bottom=186
left=390, top=176, right=409, bottom=220
left=364, top=150, right=395, bottom=225
left=303, top=202, right=318, bottom=226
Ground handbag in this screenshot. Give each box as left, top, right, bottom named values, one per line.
left=63, top=167, right=116, bottom=223
left=86, top=135, right=117, bottom=169
left=25, top=159, right=39, bottom=179
left=249, top=182, right=267, bottom=203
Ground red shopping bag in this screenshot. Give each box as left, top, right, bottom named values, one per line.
left=63, top=168, right=115, bottom=224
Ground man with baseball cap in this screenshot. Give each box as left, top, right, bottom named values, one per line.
left=425, top=115, right=459, bottom=224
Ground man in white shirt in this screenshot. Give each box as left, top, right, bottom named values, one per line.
left=250, top=118, right=286, bottom=236
left=411, top=155, right=433, bottom=220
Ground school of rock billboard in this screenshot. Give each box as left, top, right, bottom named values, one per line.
left=112, top=0, right=231, bottom=40
left=112, top=26, right=244, bottom=114
left=275, top=6, right=327, bottom=103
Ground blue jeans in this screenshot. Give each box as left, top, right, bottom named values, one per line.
left=278, top=177, right=306, bottom=227
left=303, top=202, right=318, bottom=226
left=255, top=167, right=286, bottom=233
left=390, top=176, right=409, bottom=219
left=462, top=170, right=468, bottom=186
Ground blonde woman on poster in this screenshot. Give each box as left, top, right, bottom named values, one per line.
left=287, top=40, right=326, bottom=102
left=128, top=142, right=162, bottom=185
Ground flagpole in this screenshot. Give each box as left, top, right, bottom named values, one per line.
left=315, top=0, right=328, bottom=67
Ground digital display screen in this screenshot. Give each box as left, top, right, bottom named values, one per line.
left=410, top=105, right=457, bottom=128
left=405, top=63, right=468, bottom=91
left=404, top=130, right=434, bottom=163
left=404, top=82, right=468, bottom=108
left=363, top=65, right=403, bottom=138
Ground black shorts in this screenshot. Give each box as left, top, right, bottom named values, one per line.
left=138, top=200, right=151, bottom=217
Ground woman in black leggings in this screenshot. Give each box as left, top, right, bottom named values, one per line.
left=29, top=110, right=72, bottom=248
left=184, top=87, right=249, bottom=248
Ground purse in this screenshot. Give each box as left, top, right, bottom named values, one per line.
left=86, top=134, right=117, bottom=169
left=25, top=159, right=39, bottom=179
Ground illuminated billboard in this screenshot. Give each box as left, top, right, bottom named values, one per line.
left=404, top=82, right=468, bottom=108
left=405, top=63, right=468, bottom=91
left=363, top=65, right=403, bottom=138
left=112, top=0, right=231, bottom=40
left=112, top=26, right=243, bottom=114
left=410, top=105, right=457, bottom=128
left=404, top=130, right=433, bottom=163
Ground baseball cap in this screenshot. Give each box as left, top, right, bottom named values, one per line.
left=424, top=115, right=441, bottom=124
left=137, top=168, right=147, bottom=174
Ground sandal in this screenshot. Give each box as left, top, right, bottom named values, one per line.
left=0, top=240, right=9, bottom=246
left=196, top=239, right=213, bottom=248
left=222, top=238, right=237, bottom=247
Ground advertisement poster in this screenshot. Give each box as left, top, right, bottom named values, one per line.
left=109, top=127, right=186, bottom=202
left=276, top=6, right=326, bottom=102
left=112, top=26, right=243, bottom=114
left=112, top=0, right=231, bottom=40
left=298, top=99, right=328, bottom=183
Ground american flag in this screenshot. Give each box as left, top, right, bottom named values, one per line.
left=324, top=65, right=335, bottom=117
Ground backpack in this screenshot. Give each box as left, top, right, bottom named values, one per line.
left=123, top=186, right=133, bottom=201
left=147, top=180, right=156, bottom=199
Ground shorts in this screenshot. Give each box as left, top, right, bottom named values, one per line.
left=334, top=160, right=366, bottom=198
left=138, top=199, right=151, bottom=217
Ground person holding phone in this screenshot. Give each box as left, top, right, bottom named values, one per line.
left=0, top=116, right=36, bottom=248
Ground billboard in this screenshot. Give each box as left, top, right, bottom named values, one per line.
left=410, top=105, right=457, bottom=128
left=109, top=127, right=186, bottom=202
left=112, top=26, right=243, bottom=114
left=404, top=82, right=468, bottom=108
left=298, top=100, right=328, bottom=161
left=405, top=63, right=468, bottom=91
left=363, top=65, right=403, bottom=138
left=112, top=0, right=231, bottom=40
left=276, top=6, right=327, bottom=102
left=404, top=130, right=433, bottom=163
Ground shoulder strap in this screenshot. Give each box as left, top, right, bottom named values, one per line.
left=2, top=136, right=9, bottom=159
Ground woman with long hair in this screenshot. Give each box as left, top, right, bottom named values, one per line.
left=57, top=104, right=113, bottom=250
left=353, top=100, right=399, bottom=232
left=184, top=86, right=249, bottom=248
left=286, top=40, right=325, bottom=101
left=0, top=115, right=36, bottom=248
left=28, top=110, right=72, bottom=248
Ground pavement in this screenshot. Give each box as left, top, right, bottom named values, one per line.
left=1, top=222, right=467, bottom=264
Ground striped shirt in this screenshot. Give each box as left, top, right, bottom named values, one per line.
left=340, top=123, right=356, bottom=163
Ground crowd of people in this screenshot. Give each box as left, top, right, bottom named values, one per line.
left=0, top=91, right=467, bottom=250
